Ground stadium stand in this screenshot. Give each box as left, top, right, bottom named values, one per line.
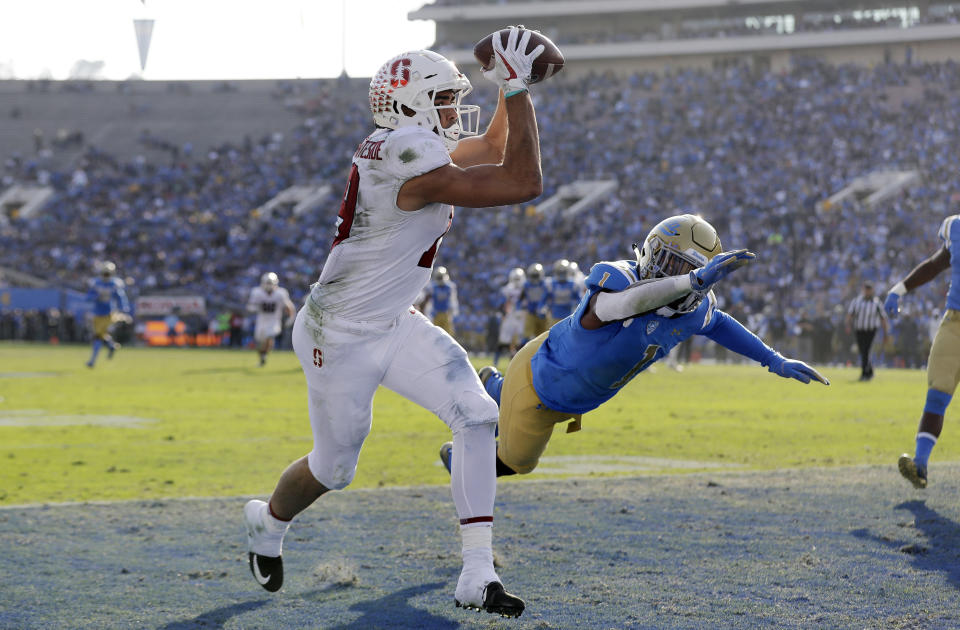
left=2, top=1, right=958, bottom=371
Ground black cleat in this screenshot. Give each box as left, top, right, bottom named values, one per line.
left=439, top=441, right=453, bottom=474
left=455, top=581, right=525, bottom=618
left=248, top=552, right=283, bottom=592
left=477, top=366, right=499, bottom=387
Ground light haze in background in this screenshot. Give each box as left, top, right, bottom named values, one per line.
left=0, top=0, right=437, bottom=80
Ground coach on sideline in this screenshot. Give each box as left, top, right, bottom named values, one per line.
left=845, top=281, right=889, bottom=381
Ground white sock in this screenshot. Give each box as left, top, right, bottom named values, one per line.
left=461, top=524, right=492, bottom=554
left=251, top=502, right=289, bottom=557
left=460, top=526, right=496, bottom=576
left=450, top=423, right=496, bottom=525
left=264, top=503, right=291, bottom=532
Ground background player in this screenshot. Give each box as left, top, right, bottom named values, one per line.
left=886, top=214, right=960, bottom=489
left=544, top=258, right=582, bottom=327
left=426, top=266, right=459, bottom=336
left=440, top=214, right=828, bottom=478
left=494, top=267, right=525, bottom=367
left=85, top=260, right=130, bottom=368
left=519, top=262, right=549, bottom=343
left=246, top=272, right=295, bottom=367
left=243, top=30, right=547, bottom=617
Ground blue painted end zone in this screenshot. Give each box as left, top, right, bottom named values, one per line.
left=1, top=465, right=959, bottom=629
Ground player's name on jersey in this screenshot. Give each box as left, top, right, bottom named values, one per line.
left=354, top=138, right=384, bottom=161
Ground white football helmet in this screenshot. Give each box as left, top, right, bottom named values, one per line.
left=634, top=214, right=722, bottom=315
left=369, top=50, right=480, bottom=152
left=507, top=267, right=525, bottom=287
left=260, top=272, right=279, bottom=291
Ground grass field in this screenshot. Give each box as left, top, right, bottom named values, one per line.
left=0, top=341, right=943, bottom=506
left=4, top=341, right=960, bottom=629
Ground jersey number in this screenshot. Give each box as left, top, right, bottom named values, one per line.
left=332, top=164, right=360, bottom=247
left=332, top=164, right=452, bottom=270
left=610, top=344, right=660, bottom=389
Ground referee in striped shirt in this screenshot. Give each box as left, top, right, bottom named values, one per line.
left=845, top=282, right=889, bottom=381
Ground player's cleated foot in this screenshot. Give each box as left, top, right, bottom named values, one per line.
left=248, top=551, right=283, bottom=593
left=439, top=441, right=453, bottom=474
left=259, top=356, right=266, bottom=367
left=244, top=499, right=285, bottom=592
left=898, top=454, right=928, bottom=489
left=477, top=366, right=499, bottom=387
left=455, top=581, right=525, bottom=618
left=107, top=343, right=119, bottom=359
left=85, top=360, right=94, bottom=368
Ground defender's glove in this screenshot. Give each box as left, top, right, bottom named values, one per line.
left=766, top=355, right=830, bottom=385
left=885, top=281, right=906, bottom=317
left=884, top=292, right=900, bottom=317
left=689, top=249, right=756, bottom=293
left=483, top=26, right=545, bottom=94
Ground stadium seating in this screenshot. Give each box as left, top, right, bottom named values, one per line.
left=0, top=60, right=952, bottom=366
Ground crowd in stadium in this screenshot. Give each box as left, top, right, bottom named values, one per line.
left=2, top=55, right=958, bottom=370
left=430, top=3, right=960, bottom=43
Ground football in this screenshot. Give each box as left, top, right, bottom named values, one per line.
left=472, top=27, right=564, bottom=84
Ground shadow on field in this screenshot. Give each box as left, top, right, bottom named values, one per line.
left=159, top=599, right=270, bottom=629
left=302, top=581, right=456, bottom=630
left=852, top=500, right=960, bottom=590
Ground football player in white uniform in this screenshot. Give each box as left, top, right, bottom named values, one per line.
left=243, top=30, right=546, bottom=618
left=246, top=272, right=295, bottom=366
left=494, top=267, right=525, bottom=367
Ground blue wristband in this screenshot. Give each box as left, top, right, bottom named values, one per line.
left=504, top=88, right=528, bottom=98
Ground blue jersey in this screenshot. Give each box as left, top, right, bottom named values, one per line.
left=521, top=280, right=549, bottom=314
left=546, top=279, right=582, bottom=319
left=939, top=215, right=960, bottom=311
left=431, top=283, right=454, bottom=314
left=531, top=260, right=720, bottom=414
left=86, top=277, right=129, bottom=317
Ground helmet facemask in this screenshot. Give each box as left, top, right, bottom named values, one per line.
left=634, top=214, right=721, bottom=316
left=420, top=88, right=479, bottom=153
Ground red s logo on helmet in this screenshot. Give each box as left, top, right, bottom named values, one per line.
left=390, top=58, right=411, bottom=88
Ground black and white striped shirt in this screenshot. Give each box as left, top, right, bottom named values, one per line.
left=847, top=295, right=887, bottom=331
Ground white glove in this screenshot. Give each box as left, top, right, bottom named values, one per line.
left=482, top=26, right=545, bottom=94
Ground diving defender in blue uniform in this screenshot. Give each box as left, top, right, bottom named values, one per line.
left=440, top=214, right=828, bottom=477
left=85, top=261, right=130, bottom=368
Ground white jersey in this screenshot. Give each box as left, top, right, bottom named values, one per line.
left=500, top=282, right=523, bottom=314
left=498, top=282, right=525, bottom=345
left=309, top=126, right=453, bottom=322
left=248, top=286, right=292, bottom=339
